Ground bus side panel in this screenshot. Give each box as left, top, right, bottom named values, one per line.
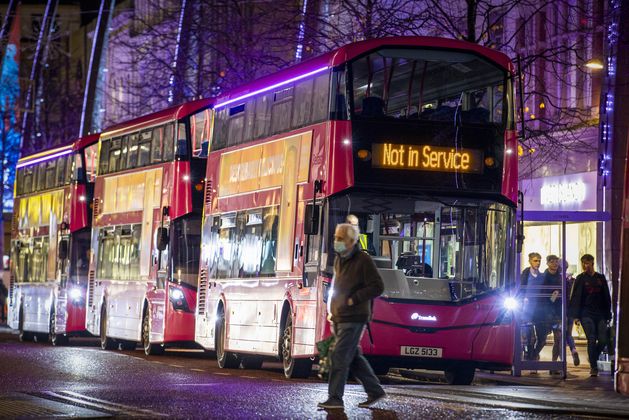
left=327, top=121, right=354, bottom=195
left=70, top=183, right=89, bottom=232
left=163, top=285, right=196, bottom=343
left=501, top=130, right=518, bottom=204
left=472, top=322, right=515, bottom=366
left=65, top=295, right=87, bottom=334
left=291, top=287, right=318, bottom=357
left=21, top=283, right=55, bottom=334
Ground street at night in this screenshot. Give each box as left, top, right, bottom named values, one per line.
left=1, top=328, right=628, bottom=419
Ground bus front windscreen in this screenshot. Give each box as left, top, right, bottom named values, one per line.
left=327, top=194, right=514, bottom=302
left=350, top=48, right=509, bottom=127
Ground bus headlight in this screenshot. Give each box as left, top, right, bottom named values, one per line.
left=170, top=289, right=185, bottom=300
left=503, top=297, right=519, bottom=311
left=168, top=287, right=190, bottom=312
left=69, top=287, right=82, bottom=302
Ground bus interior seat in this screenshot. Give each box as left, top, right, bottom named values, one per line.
left=361, top=96, right=385, bottom=117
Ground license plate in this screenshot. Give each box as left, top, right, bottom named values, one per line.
left=401, top=346, right=443, bottom=358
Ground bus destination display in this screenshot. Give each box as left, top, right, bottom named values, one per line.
left=371, top=143, right=483, bottom=174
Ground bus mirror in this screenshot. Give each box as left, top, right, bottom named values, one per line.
left=157, top=227, right=169, bottom=251
left=304, top=204, right=320, bottom=235
left=58, top=239, right=69, bottom=260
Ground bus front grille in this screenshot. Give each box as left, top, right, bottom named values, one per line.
left=87, top=270, right=95, bottom=308
left=198, top=268, right=208, bottom=315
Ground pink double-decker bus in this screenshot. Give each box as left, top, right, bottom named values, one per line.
left=86, top=98, right=213, bottom=354
left=9, top=134, right=100, bottom=345
left=195, top=37, right=518, bottom=384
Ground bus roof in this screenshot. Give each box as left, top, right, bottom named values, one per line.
left=17, top=133, right=100, bottom=169
left=101, top=97, right=214, bottom=138
left=214, top=36, right=515, bottom=109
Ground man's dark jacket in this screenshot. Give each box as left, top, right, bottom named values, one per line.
left=568, top=272, right=612, bottom=321
left=330, top=246, right=385, bottom=324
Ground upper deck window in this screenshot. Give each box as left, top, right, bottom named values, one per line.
left=350, top=48, right=508, bottom=126
left=84, top=143, right=99, bottom=182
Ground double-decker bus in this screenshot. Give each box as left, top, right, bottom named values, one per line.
left=9, top=134, right=100, bottom=345
left=195, top=37, right=518, bottom=383
left=86, top=98, right=213, bottom=354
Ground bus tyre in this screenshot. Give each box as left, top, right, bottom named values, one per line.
left=281, top=313, right=312, bottom=378
left=142, top=309, right=164, bottom=356
left=216, top=311, right=239, bottom=369
left=18, top=306, right=33, bottom=342
left=240, top=356, right=264, bottom=370
left=49, top=309, right=68, bottom=346
left=444, top=365, right=475, bottom=385
left=100, top=306, right=116, bottom=350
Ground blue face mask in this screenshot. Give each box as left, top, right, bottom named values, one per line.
left=333, top=241, right=347, bottom=254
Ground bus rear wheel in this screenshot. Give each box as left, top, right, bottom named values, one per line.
left=444, top=365, right=475, bottom=385
left=100, top=306, right=116, bottom=350
left=18, top=306, right=33, bottom=342
left=142, top=309, right=163, bottom=356
left=216, top=311, right=239, bottom=369
left=281, top=313, right=312, bottom=378
left=49, top=309, right=68, bottom=346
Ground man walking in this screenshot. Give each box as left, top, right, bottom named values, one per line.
left=520, top=252, right=549, bottom=362
left=568, top=254, right=612, bottom=376
left=318, top=223, right=386, bottom=410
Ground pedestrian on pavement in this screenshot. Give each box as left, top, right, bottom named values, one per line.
left=318, top=223, right=386, bottom=410
left=520, top=252, right=550, bottom=363
left=568, top=254, right=612, bottom=377
left=0, top=280, right=8, bottom=324
left=549, top=263, right=580, bottom=367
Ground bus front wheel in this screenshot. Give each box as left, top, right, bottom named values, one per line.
left=18, top=306, right=33, bottom=342
left=281, top=313, right=312, bottom=378
left=142, top=309, right=164, bottom=355
left=49, top=308, right=68, bottom=346
left=100, top=306, right=116, bottom=350
left=216, top=311, right=239, bottom=369
left=444, top=365, right=475, bottom=385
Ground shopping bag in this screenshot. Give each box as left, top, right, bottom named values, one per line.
left=316, top=335, right=336, bottom=380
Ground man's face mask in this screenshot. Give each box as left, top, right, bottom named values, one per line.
left=334, top=240, right=347, bottom=253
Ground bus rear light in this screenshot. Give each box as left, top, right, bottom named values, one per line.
left=194, top=183, right=204, bottom=192
left=484, top=156, right=496, bottom=167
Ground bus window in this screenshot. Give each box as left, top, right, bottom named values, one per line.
left=271, top=87, right=293, bottom=134
left=31, top=237, right=49, bottom=283
left=99, top=139, right=111, bottom=174
left=254, top=93, right=272, bottom=139
left=127, top=133, right=139, bottom=168
left=23, top=166, right=33, bottom=194
left=151, top=126, right=163, bottom=163
left=36, top=164, right=46, bottom=191
left=170, top=215, right=201, bottom=286
left=260, top=207, right=278, bottom=276
left=292, top=78, right=313, bottom=128
left=243, top=99, right=255, bottom=143
left=72, top=154, right=83, bottom=184
left=138, top=131, right=152, bottom=166
left=176, top=123, right=187, bottom=158
left=312, top=72, right=330, bottom=122
left=163, top=124, right=174, bottom=161
left=228, top=114, right=244, bottom=147
left=45, top=160, right=56, bottom=189
left=108, top=138, right=122, bottom=173
left=56, top=157, right=67, bottom=186
left=84, top=142, right=99, bottom=182
left=330, top=68, right=347, bottom=120
left=192, top=109, right=211, bottom=156
left=217, top=212, right=238, bottom=279
left=119, top=135, right=129, bottom=170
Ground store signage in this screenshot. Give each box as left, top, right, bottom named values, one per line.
left=372, top=143, right=482, bottom=173
left=519, top=171, right=598, bottom=212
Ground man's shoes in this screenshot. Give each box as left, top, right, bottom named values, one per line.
left=590, top=368, right=599, bottom=377
left=358, top=393, right=386, bottom=408
left=549, top=369, right=561, bottom=375
left=318, top=398, right=344, bottom=409
left=572, top=351, right=580, bottom=366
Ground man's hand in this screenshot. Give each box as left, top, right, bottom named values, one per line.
left=347, top=297, right=354, bottom=306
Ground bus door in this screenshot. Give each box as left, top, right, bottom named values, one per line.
left=146, top=210, right=168, bottom=341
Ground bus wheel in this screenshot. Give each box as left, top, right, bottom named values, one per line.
left=444, top=365, right=475, bottom=385
left=142, top=309, right=163, bottom=356
left=216, top=311, right=239, bottom=369
left=100, top=306, right=116, bottom=350
left=18, top=306, right=33, bottom=342
left=240, top=356, right=264, bottom=370
left=49, top=309, right=68, bottom=346
left=281, top=314, right=312, bottom=378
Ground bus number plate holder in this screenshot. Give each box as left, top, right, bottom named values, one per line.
left=401, top=346, right=442, bottom=358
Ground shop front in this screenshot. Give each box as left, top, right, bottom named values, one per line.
left=513, top=171, right=610, bottom=376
